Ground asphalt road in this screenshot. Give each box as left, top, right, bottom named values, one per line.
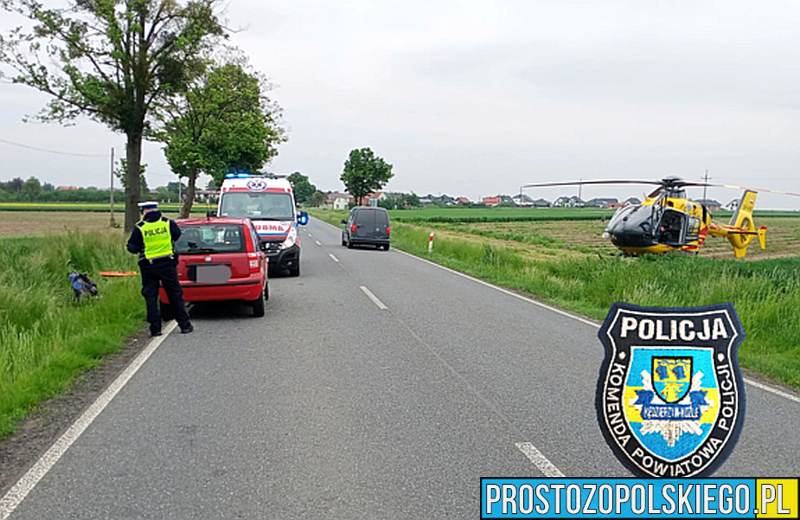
left=6, top=217, right=800, bottom=519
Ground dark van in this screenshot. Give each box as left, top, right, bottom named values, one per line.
left=341, top=207, right=391, bottom=250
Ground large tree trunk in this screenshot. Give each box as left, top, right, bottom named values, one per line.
left=180, top=170, right=198, bottom=219
left=124, top=132, right=143, bottom=232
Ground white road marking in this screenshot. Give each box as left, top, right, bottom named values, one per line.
left=515, top=442, right=565, bottom=477
left=393, top=250, right=800, bottom=404
left=315, top=240, right=322, bottom=246
left=0, top=321, right=179, bottom=520
left=745, top=378, right=800, bottom=404
left=308, top=233, right=313, bottom=237
left=360, top=286, right=388, bottom=310
left=328, top=253, right=339, bottom=263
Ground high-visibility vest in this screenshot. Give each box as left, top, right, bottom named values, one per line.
left=138, top=218, right=173, bottom=260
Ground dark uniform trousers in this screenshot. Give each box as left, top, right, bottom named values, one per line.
left=141, top=259, right=191, bottom=334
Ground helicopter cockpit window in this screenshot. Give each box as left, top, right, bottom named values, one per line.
left=658, top=209, right=686, bottom=245
left=686, top=216, right=701, bottom=240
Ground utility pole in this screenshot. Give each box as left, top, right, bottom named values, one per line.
left=109, top=147, right=116, bottom=228
left=578, top=179, right=583, bottom=200
left=702, top=169, right=710, bottom=201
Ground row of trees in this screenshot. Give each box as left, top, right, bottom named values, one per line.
left=1, top=0, right=285, bottom=228
left=0, top=175, right=191, bottom=203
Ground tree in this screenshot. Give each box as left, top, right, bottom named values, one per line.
left=157, top=56, right=285, bottom=217
left=287, top=172, right=317, bottom=205
left=20, top=176, right=41, bottom=201
left=3, top=177, right=24, bottom=193
left=0, top=0, right=226, bottom=230
left=115, top=159, right=149, bottom=198
left=42, top=182, right=55, bottom=191
left=308, top=191, right=325, bottom=207
left=340, top=148, right=394, bottom=206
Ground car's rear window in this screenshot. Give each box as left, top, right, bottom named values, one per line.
left=175, top=224, right=246, bottom=254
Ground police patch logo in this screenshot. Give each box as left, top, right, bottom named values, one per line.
left=596, top=302, right=746, bottom=478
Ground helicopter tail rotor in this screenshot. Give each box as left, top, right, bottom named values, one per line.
left=725, top=190, right=764, bottom=258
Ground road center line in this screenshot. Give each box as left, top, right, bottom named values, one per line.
left=0, top=320, right=179, bottom=520
left=315, top=240, right=322, bottom=246
left=393, top=249, right=800, bottom=404
left=328, top=253, right=339, bottom=263
left=360, top=286, right=388, bottom=310
left=515, top=442, right=566, bottom=477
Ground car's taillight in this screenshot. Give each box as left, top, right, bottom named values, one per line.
left=248, top=253, right=259, bottom=273
left=244, top=226, right=260, bottom=273
left=386, top=226, right=391, bottom=235
left=351, top=224, right=356, bottom=233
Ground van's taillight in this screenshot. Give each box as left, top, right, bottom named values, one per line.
left=386, top=226, right=391, bottom=235
left=351, top=224, right=356, bottom=233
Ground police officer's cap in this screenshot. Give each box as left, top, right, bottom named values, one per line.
left=138, top=201, right=158, bottom=211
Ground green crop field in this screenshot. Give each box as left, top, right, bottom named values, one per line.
left=311, top=208, right=800, bottom=389
left=381, top=206, right=798, bottom=224
left=0, top=202, right=212, bottom=214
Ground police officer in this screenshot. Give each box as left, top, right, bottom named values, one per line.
left=127, top=201, right=193, bottom=336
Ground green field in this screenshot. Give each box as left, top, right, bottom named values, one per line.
left=0, top=202, right=213, bottom=214
left=0, top=230, right=143, bottom=439
left=311, top=208, right=800, bottom=389
left=381, top=206, right=799, bottom=224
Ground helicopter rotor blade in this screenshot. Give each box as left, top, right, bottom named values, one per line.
left=521, top=180, right=665, bottom=189
left=707, top=183, right=800, bottom=197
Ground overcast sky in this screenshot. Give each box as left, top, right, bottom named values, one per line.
left=2, top=0, right=800, bottom=208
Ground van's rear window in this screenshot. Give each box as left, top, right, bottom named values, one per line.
left=175, top=224, right=246, bottom=254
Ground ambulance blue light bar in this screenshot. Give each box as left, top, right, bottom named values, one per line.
left=224, top=172, right=251, bottom=178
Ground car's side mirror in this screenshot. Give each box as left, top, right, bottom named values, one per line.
left=206, top=210, right=217, bottom=217
left=259, top=241, right=268, bottom=252
left=297, top=211, right=309, bottom=226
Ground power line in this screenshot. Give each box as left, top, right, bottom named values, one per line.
left=0, top=138, right=107, bottom=158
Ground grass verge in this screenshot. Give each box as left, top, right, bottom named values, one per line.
left=312, top=209, right=800, bottom=389
left=0, top=231, right=144, bottom=439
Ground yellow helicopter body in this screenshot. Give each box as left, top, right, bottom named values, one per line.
left=523, top=178, right=782, bottom=258
left=608, top=190, right=766, bottom=258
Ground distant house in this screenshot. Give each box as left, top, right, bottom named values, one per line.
left=725, top=199, right=740, bottom=211
left=324, top=192, right=351, bottom=210
left=511, top=193, right=535, bottom=206
left=456, top=196, right=471, bottom=205
left=585, top=197, right=619, bottom=208
left=694, top=199, right=722, bottom=211
left=531, top=198, right=551, bottom=207
left=58, top=185, right=79, bottom=191
left=421, top=194, right=457, bottom=206
left=483, top=196, right=502, bottom=207
left=367, top=191, right=387, bottom=205
left=194, top=189, right=219, bottom=203
left=553, top=196, right=585, bottom=208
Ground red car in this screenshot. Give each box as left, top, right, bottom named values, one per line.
left=159, top=217, right=269, bottom=318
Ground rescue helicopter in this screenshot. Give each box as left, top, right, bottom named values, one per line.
left=522, top=177, right=799, bottom=258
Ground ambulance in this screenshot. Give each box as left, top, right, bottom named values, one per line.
left=217, top=173, right=309, bottom=276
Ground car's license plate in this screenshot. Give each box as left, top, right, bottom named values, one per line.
left=191, top=264, right=231, bottom=283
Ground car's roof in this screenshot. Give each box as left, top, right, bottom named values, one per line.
left=351, top=206, right=388, bottom=212
left=176, top=217, right=250, bottom=226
